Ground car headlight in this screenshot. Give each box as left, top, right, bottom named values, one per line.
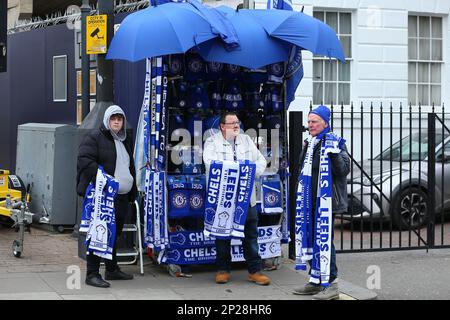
left=354, top=170, right=402, bottom=186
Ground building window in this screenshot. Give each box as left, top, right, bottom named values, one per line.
left=76, top=69, right=97, bottom=124
left=53, top=55, right=67, bottom=102
left=77, top=99, right=96, bottom=125
left=408, top=16, right=442, bottom=106
left=76, top=69, right=97, bottom=97
left=313, top=11, right=351, bottom=105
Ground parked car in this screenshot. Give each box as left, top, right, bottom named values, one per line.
left=343, top=132, right=450, bottom=230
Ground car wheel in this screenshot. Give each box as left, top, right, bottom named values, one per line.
left=392, top=187, right=428, bottom=230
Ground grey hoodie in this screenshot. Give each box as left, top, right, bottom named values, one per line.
left=103, top=105, right=127, bottom=141
left=103, top=105, right=133, bottom=194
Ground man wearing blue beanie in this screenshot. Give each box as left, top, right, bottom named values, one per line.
left=293, top=105, right=350, bottom=300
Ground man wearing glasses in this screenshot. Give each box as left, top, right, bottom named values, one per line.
left=203, top=111, right=270, bottom=286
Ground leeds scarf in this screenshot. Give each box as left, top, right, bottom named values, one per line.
left=204, top=160, right=255, bottom=239
left=295, top=129, right=345, bottom=286
left=144, top=168, right=169, bottom=251
left=81, top=167, right=119, bottom=260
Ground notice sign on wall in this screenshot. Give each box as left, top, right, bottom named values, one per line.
left=86, top=15, right=107, bottom=55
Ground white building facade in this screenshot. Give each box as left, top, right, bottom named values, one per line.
left=208, top=0, right=450, bottom=161
left=210, top=0, right=450, bottom=111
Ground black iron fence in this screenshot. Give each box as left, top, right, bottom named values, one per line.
left=293, top=103, right=450, bottom=253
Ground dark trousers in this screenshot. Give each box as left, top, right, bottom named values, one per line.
left=86, top=194, right=129, bottom=276
left=215, top=206, right=261, bottom=274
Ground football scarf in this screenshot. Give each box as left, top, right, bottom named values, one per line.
left=144, top=169, right=169, bottom=251
left=160, top=240, right=281, bottom=265
left=81, top=167, right=119, bottom=260
left=157, top=60, right=169, bottom=172
left=133, top=58, right=152, bottom=191
left=79, top=182, right=95, bottom=233
left=231, top=160, right=256, bottom=238
left=204, top=160, right=239, bottom=239
left=161, top=225, right=282, bottom=265
left=204, top=160, right=255, bottom=239
left=261, top=174, right=284, bottom=214
left=167, top=175, right=190, bottom=218
left=187, top=175, right=206, bottom=218
left=295, top=129, right=345, bottom=287
left=153, top=57, right=163, bottom=170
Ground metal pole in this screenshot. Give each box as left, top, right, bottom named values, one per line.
left=81, top=0, right=90, bottom=119
left=288, top=111, right=304, bottom=259
left=0, top=0, right=7, bottom=73
left=427, top=113, right=436, bottom=248
left=97, top=0, right=115, bottom=103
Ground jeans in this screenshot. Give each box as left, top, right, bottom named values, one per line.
left=86, top=194, right=129, bottom=275
left=215, top=206, right=261, bottom=274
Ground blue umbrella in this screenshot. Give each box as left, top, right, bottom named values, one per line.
left=106, top=2, right=218, bottom=62
left=243, top=9, right=345, bottom=61
left=196, top=9, right=291, bottom=69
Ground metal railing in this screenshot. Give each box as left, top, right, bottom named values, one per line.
left=303, top=103, right=450, bottom=253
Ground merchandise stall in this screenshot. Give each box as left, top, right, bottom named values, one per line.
left=136, top=53, right=290, bottom=272
left=159, top=53, right=290, bottom=268
left=105, top=1, right=345, bottom=275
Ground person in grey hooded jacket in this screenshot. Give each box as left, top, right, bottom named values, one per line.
left=77, top=105, right=137, bottom=288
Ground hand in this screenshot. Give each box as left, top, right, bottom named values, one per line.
left=324, top=140, right=341, bottom=155
left=324, top=133, right=344, bottom=155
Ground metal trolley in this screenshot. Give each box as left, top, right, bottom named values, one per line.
left=0, top=170, right=34, bottom=258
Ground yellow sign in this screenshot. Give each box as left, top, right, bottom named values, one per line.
left=87, top=15, right=107, bottom=55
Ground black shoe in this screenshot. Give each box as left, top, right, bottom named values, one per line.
left=85, top=273, right=110, bottom=288
left=105, top=269, right=134, bottom=281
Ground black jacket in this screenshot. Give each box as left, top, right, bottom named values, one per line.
left=76, top=124, right=138, bottom=202
left=299, top=137, right=350, bottom=214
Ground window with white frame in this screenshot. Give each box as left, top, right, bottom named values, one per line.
left=53, top=55, right=67, bottom=102
left=408, top=16, right=442, bottom=106
left=313, top=11, right=351, bottom=105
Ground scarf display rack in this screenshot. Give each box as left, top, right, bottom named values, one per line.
left=139, top=51, right=291, bottom=274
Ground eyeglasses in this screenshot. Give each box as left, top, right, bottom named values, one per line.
left=223, top=121, right=241, bottom=126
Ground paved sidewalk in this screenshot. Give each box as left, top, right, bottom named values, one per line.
left=0, top=225, right=376, bottom=300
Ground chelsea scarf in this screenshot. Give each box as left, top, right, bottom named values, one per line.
left=295, top=129, right=345, bottom=286
left=204, top=160, right=255, bottom=239
left=80, top=167, right=119, bottom=260
left=144, top=168, right=169, bottom=251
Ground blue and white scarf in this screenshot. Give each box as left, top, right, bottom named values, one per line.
left=152, top=56, right=168, bottom=172
left=161, top=225, right=282, bottom=265
left=151, top=57, right=163, bottom=170
left=160, top=239, right=282, bottom=265
left=295, top=129, right=345, bottom=286
left=80, top=167, right=119, bottom=260
left=79, top=183, right=95, bottom=233
left=158, top=62, right=168, bottom=171
left=260, top=174, right=284, bottom=214
left=133, top=58, right=152, bottom=192
left=144, top=169, right=169, bottom=251
left=168, top=225, right=282, bottom=250
left=232, top=160, right=256, bottom=238
left=204, top=160, right=255, bottom=239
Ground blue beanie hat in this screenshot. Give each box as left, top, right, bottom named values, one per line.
left=309, top=105, right=330, bottom=126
